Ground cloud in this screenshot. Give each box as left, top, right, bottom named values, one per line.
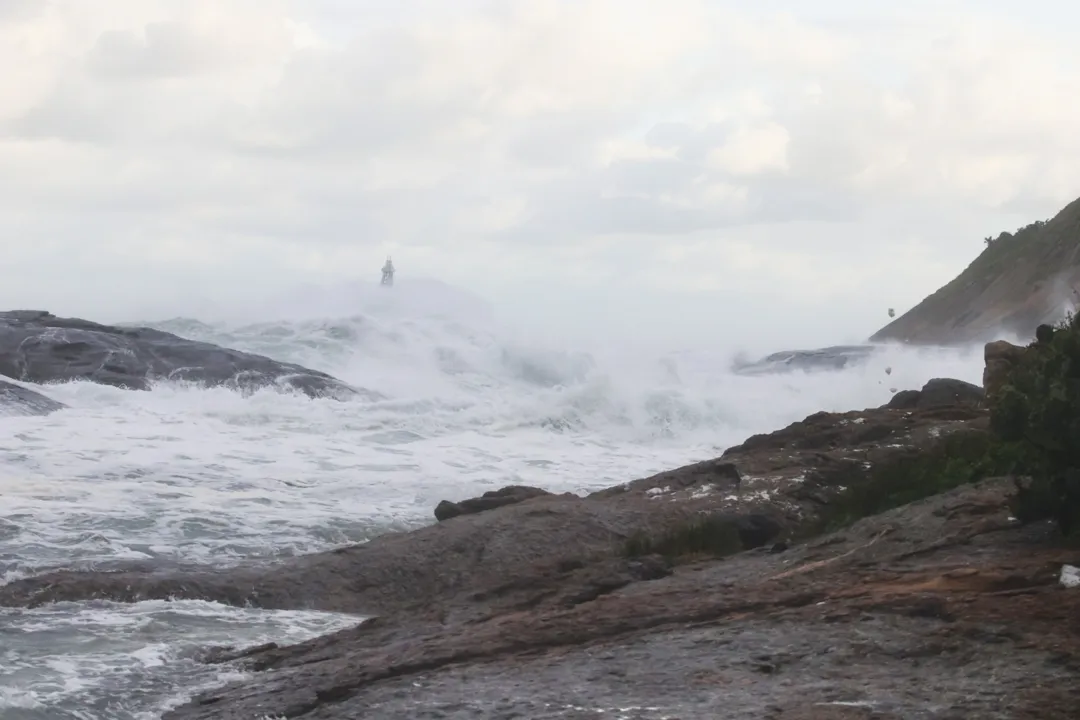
left=0, top=0, right=1078, bottom=343
left=706, top=121, right=791, bottom=176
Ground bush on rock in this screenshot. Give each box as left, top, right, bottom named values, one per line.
left=990, top=317, right=1080, bottom=539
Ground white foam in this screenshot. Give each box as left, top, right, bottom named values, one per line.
left=0, top=600, right=358, bottom=717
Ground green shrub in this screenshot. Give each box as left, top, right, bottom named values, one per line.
left=813, top=429, right=999, bottom=533
left=989, top=315, right=1080, bottom=539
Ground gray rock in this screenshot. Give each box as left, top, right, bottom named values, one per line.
left=0, top=310, right=364, bottom=399
left=917, top=378, right=984, bottom=409
left=885, top=389, right=922, bottom=410
left=434, top=485, right=554, bottom=521
left=0, top=378, right=66, bottom=417
left=731, top=345, right=877, bottom=376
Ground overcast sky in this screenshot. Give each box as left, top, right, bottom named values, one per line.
left=1, top=0, right=1077, bottom=349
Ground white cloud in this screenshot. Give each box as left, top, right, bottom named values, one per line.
left=706, top=121, right=790, bottom=176
left=0, top=0, right=1078, bottom=346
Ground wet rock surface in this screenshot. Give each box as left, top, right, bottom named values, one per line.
left=3, top=377, right=1078, bottom=718
left=0, top=378, right=65, bottom=416
left=0, top=309, right=363, bottom=399
left=160, top=479, right=1080, bottom=719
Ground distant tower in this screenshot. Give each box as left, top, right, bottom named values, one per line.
left=380, top=256, right=395, bottom=287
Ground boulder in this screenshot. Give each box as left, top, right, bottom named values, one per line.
left=0, top=310, right=365, bottom=399
left=880, top=379, right=984, bottom=411
left=731, top=344, right=877, bottom=376
left=435, top=485, right=554, bottom=521
left=916, top=378, right=984, bottom=409
left=159, top=478, right=1080, bottom=720
left=0, top=379, right=66, bottom=417
left=885, top=389, right=921, bottom=410
left=983, top=340, right=1027, bottom=402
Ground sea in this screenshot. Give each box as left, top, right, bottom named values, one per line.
left=0, top=282, right=988, bottom=719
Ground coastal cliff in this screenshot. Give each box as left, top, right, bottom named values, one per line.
left=871, top=196, right=1080, bottom=344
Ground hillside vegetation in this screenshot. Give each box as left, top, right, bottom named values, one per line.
left=872, top=196, right=1080, bottom=344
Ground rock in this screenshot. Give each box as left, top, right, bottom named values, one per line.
left=916, top=378, right=984, bottom=409
left=885, top=389, right=921, bottom=410
left=160, top=479, right=1080, bottom=720
left=0, top=492, right=742, bottom=619
left=731, top=345, right=878, bottom=376
left=0, top=310, right=364, bottom=399
left=432, top=500, right=459, bottom=521
left=0, top=378, right=66, bottom=417
left=434, top=485, right=555, bottom=521
left=198, top=642, right=280, bottom=665
left=1035, top=323, right=1056, bottom=345
left=589, top=458, right=744, bottom=504
left=983, top=340, right=1027, bottom=402
left=882, top=379, right=984, bottom=411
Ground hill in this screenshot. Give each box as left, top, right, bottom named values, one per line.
left=871, top=196, right=1080, bottom=344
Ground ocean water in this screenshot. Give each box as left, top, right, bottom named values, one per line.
left=0, top=285, right=988, bottom=719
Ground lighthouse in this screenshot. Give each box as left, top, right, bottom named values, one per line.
left=380, top=257, right=395, bottom=287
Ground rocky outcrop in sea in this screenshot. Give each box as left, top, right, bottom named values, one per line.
left=730, top=344, right=878, bottom=375
left=0, top=310, right=365, bottom=399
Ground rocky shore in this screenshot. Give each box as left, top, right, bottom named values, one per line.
left=172, top=478, right=1077, bottom=720
left=2, top=342, right=1077, bottom=718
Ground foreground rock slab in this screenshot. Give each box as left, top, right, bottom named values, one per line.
left=164, top=480, right=1080, bottom=719
left=0, top=310, right=363, bottom=399
left=0, top=378, right=66, bottom=417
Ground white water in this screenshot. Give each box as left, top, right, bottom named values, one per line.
left=0, top=283, right=987, bottom=718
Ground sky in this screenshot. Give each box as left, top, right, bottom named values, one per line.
left=2, top=0, right=1079, bottom=350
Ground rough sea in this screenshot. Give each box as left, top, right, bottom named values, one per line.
left=0, top=283, right=987, bottom=719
